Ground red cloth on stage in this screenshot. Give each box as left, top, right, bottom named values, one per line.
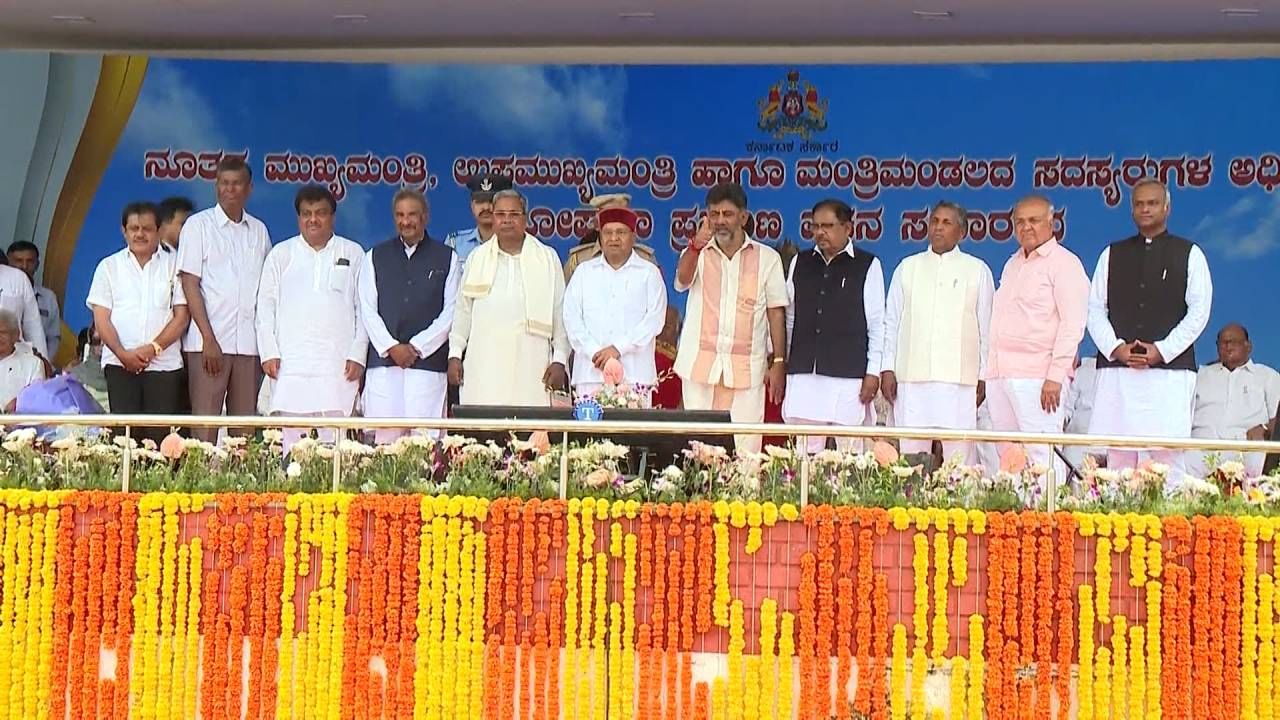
left=763, top=390, right=787, bottom=448
left=652, top=342, right=682, bottom=409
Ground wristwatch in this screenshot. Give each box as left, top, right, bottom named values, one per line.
left=151, top=341, right=163, bottom=355
left=771, top=357, right=785, bottom=365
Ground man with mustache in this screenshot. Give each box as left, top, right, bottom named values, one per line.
left=674, top=182, right=788, bottom=454
left=782, top=198, right=885, bottom=454
left=1087, top=177, right=1212, bottom=482
left=449, top=189, right=569, bottom=406
left=444, top=173, right=510, bottom=412
left=882, top=200, right=994, bottom=466
left=359, top=188, right=460, bottom=443
left=563, top=193, right=659, bottom=281
left=257, top=185, right=368, bottom=452
left=177, top=156, right=271, bottom=440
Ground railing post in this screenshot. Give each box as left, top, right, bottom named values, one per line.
left=559, top=431, right=570, bottom=500
left=331, top=435, right=342, bottom=493
left=1046, top=461, right=1057, bottom=513
left=799, top=450, right=810, bottom=508
left=121, top=425, right=132, bottom=493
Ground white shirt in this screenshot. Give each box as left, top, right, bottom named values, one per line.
left=86, top=246, right=187, bottom=372
left=176, top=204, right=271, bottom=354
left=0, top=350, right=44, bottom=410
left=563, top=252, right=667, bottom=386
left=784, top=245, right=886, bottom=376
left=0, top=265, right=48, bottom=358
left=359, top=239, right=461, bottom=360
left=1064, top=357, right=1098, bottom=434
left=257, top=235, right=369, bottom=414
left=1192, top=360, right=1280, bottom=440
left=1087, top=241, right=1212, bottom=364
left=35, top=286, right=60, bottom=357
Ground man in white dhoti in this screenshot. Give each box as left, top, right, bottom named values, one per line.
left=448, top=189, right=569, bottom=406
left=674, top=183, right=788, bottom=455
left=563, top=207, right=666, bottom=404
left=0, top=310, right=44, bottom=412
left=256, top=186, right=368, bottom=452
left=359, top=189, right=460, bottom=444
left=782, top=198, right=884, bottom=453
left=1188, top=324, right=1278, bottom=477
left=1087, top=178, right=1211, bottom=482
left=881, top=201, right=994, bottom=466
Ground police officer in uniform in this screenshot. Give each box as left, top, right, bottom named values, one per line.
left=445, top=172, right=513, bottom=265
left=564, top=193, right=660, bottom=281
left=443, top=172, right=511, bottom=413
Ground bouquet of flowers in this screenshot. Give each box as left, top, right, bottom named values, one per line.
left=575, top=358, right=670, bottom=410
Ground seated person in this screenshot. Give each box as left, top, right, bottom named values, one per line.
left=1190, top=323, right=1280, bottom=477
left=0, top=309, right=49, bottom=412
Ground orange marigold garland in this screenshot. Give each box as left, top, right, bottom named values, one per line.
left=1055, top=512, right=1076, bottom=714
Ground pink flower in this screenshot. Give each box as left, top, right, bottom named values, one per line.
left=602, top=358, right=625, bottom=385
left=529, top=431, right=551, bottom=455
left=872, top=441, right=899, bottom=467
left=160, top=432, right=186, bottom=460
left=999, top=445, right=1028, bottom=474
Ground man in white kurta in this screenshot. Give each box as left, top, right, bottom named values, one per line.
left=782, top=198, right=884, bottom=453
left=448, top=190, right=569, bottom=407
left=563, top=207, right=666, bottom=403
left=674, top=183, right=788, bottom=455
left=360, top=189, right=460, bottom=444
left=256, top=186, right=368, bottom=451
left=1188, top=323, right=1280, bottom=477
left=882, top=201, right=994, bottom=465
left=1087, top=179, right=1211, bottom=482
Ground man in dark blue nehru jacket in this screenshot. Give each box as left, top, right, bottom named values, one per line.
left=358, top=188, right=460, bottom=444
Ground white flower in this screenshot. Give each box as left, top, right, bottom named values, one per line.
left=291, top=437, right=318, bottom=458
left=316, top=446, right=335, bottom=460
left=359, top=480, right=378, bottom=494
left=182, top=438, right=204, bottom=450
left=441, top=435, right=474, bottom=450
left=4, top=428, right=36, bottom=445
left=141, top=439, right=158, bottom=451
left=851, top=452, right=873, bottom=472
left=659, top=465, right=684, bottom=482
left=262, top=429, right=284, bottom=445
left=113, top=436, right=138, bottom=450
left=338, top=439, right=375, bottom=456
left=286, top=462, right=302, bottom=479
left=764, top=445, right=792, bottom=460
left=813, top=449, right=843, bottom=466
left=1179, top=475, right=1221, bottom=498
left=890, top=466, right=916, bottom=478
left=50, top=437, right=79, bottom=451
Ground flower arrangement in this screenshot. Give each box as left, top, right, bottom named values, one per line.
left=6, top=427, right=1280, bottom=514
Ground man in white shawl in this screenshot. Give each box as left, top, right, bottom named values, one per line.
left=448, top=189, right=569, bottom=406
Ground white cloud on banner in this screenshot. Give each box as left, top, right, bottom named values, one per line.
left=1194, top=193, right=1280, bottom=260
left=386, top=64, right=628, bottom=150
left=125, top=60, right=228, bottom=152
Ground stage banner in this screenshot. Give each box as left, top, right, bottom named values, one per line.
left=63, top=59, right=1280, bottom=360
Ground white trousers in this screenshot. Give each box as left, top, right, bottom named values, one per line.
left=362, top=367, right=448, bottom=445
left=985, top=377, right=1067, bottom=490
left=274, top=410, right=345, bottom=454
left=893, top=381, right=977, bottom=464
left=784, top=403, right=875, bottom=454
left=683, top=379, right=765, bottom=455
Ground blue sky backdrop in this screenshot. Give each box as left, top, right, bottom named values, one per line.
left=69, top=58, right=1280, bottom=365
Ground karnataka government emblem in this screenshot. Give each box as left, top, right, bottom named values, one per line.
left=479, top=176, right=493, bottom=192
left=757, top=69, right=829, bottom=140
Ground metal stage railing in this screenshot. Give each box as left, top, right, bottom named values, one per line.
left=5, top=413, right=1278, bottom=510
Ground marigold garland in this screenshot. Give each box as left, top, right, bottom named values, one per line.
left=6, top=491, right=1280, bottom=720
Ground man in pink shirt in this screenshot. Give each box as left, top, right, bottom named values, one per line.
left=985, top=194, right=1090, bottom=489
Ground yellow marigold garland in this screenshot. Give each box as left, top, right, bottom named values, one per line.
left=931, top=531, right=950, bottom=661
left=891, top=623, right=908, bottom=720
